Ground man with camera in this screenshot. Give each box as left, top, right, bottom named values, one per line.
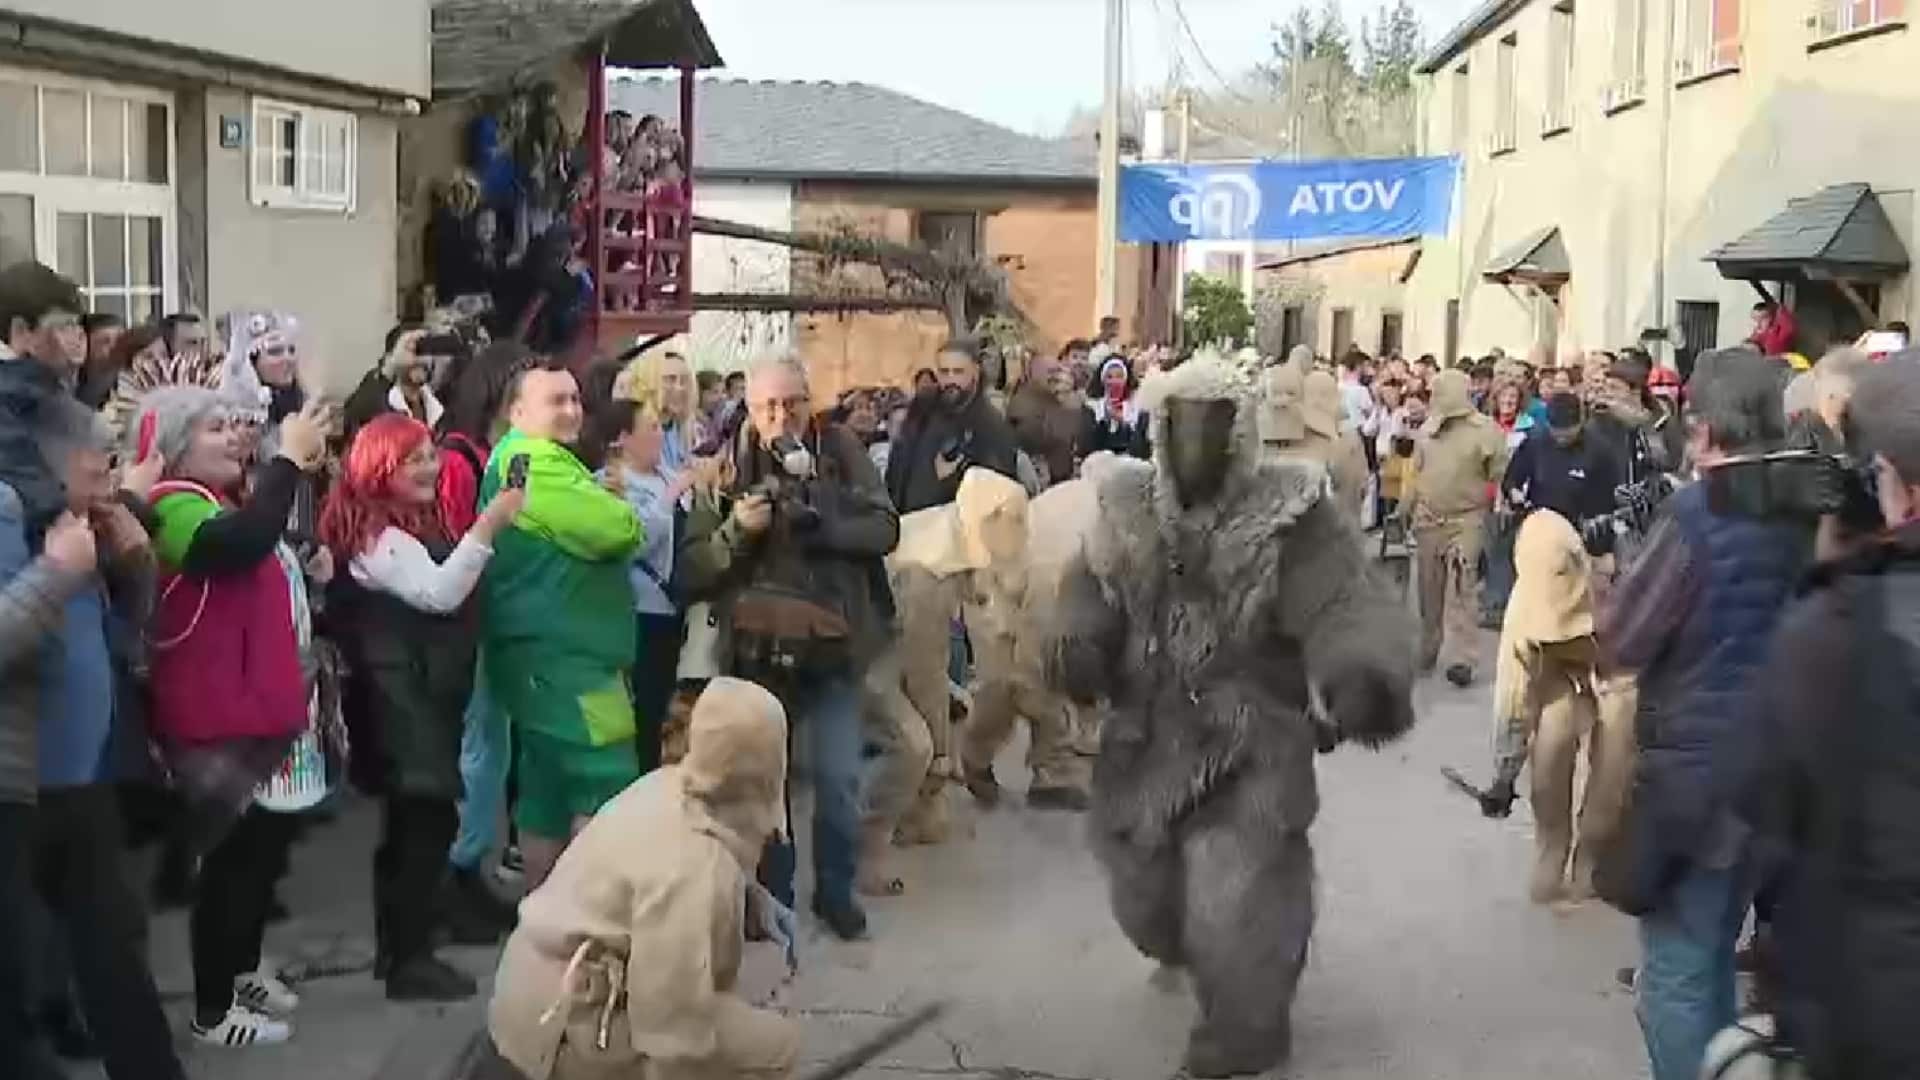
left=679, top=355, right=900, bottom=941
left=886, top=337, right=1020, bottom=515
left=1595, top=348, right=1809, bottom=1080
left=1736, top=358, right=1920, bottom=1080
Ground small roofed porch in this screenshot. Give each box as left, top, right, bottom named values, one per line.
left=405, top=0, right=721, bottom=360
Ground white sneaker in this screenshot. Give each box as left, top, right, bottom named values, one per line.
left=192, top=1005, right=292, bottom=1047
left=234, top=971, right=300, bottom=1016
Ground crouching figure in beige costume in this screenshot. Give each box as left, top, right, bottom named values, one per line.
left=486, top=678, right=800, bottom=1080
left=1478, top=509, right=1637, bottom=904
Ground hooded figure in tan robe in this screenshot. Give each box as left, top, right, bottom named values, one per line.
left=1480, top=510, right=1635, bottom=903
left=1259, top=354, right=1369, bottom=524
left=488, top=678, right=799, bottom=1080
left=880, top=469, right=1037, bottom=855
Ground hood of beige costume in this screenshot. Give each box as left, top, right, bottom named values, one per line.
left=1506, top=509, right=1594, bottom=644
left=890, top=468, right=1030, bottom=580
left=1259, top=359, right=1306, bottom=443
left=1427, top=368, right=1476, bottom=426
left=1302, top=369, right=1343, bottom=440
left=681, top=677, right=789, bottom=861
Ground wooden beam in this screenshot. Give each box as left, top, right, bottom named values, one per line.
left=691, top=292, right=949, bottom=314
left=1833, top=278, right=1879, bottom=327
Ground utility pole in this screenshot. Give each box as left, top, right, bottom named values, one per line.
left=1095, top=0, right=1122, bottom=328
left=1177, top=87, right=1191, bottom=162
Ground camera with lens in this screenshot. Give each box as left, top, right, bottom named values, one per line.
left=1705, top=449, right=1882, bottom=532
left=745, top=434, right=821, bottom=531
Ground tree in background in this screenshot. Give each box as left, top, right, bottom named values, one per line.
left=1073, top=0, right=1426, bottom=161
left=1182, top=273, right=1254, bottom=350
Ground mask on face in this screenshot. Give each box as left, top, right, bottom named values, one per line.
left=1163, top=397, right=1237, bottom=509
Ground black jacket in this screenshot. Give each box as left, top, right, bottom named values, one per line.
left=1501, top=428, right=1622, bottom=554
left=885, top=389, right=1020, bottom=514
left=1741, top=526, right=1920, bottom=1079
left=679, top=421, right=900, bottom=673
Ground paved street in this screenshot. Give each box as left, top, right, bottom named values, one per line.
left=93, top=662, right=1647, bottom=1080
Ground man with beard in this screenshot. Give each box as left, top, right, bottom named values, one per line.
left=1045, top=351, right=1415, bottom=1077
left=886, top=337, right=1019, bottom=514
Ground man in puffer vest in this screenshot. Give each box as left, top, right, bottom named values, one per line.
left=1598, top=348, right=1807, bottom=1080
left=1475, top=509, right=1635, bottom=905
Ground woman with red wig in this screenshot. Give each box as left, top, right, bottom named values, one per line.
left=318, top=414, right=523, bottom=1001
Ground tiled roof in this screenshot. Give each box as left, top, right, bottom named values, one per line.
left=610, top=76, right=1096, bottom=185
left=1708, top=183, right=1910, bottom=279
left=431, top=0, right=720, bottom=100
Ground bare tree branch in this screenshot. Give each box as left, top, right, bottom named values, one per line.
left=691, top=292, right=948, bottom=314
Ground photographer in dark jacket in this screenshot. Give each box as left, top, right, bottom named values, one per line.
left=886, top=337, right=1019, bottom=513
left=1502, top=393, right=1624, bottom=557
left=678, top=355, right=899, bottom=942
left=1739, top=358, right=1920, bottom=1079
left=1596, top=348, right=1807, bottom=1080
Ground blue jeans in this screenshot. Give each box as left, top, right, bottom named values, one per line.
left=1637, top=862, right=1751, bottom=1080
left=757, top=676, right=866, bottom=911
left=448, top=657, right=511, bottom=872
left=1481, top=511, right=1516, bottom=620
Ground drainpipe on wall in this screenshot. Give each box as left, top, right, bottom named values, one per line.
left=1650, top=2, right=1678, bottom=365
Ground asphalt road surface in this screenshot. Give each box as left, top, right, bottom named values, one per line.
left=88, top=666, right=1648, bottom=1080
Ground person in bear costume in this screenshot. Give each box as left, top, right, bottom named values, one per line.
left=1046, top=350, right=1415, bottom=1077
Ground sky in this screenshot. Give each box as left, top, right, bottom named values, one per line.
left=689, top=0, right=1482, bottom=135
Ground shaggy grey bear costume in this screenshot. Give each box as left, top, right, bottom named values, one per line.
left=1047, top=355, right=1415, bottom=1077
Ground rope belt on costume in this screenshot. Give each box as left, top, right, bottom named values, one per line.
left=538, top=939, right=627, bottom=1052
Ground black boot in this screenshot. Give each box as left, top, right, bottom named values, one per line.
left=38, top=997, right=96, bottom=1061
left=385, top=954, right=477, bottom=1003
left=811, top=895, right=869, bottom=942
left=962, top=765, right=1001, bottom=808
left=446, top=865, right=519, bottom=931
left=1026, top=786, right=1089, bottom=812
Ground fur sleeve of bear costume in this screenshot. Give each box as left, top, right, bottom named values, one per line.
left=1271, top=486, right=1417, bottom=749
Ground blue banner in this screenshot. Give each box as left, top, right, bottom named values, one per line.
left=1118, top=156, right=1460, bottom=243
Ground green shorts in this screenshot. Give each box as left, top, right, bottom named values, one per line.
left=512, top=728, right=639, bottom=839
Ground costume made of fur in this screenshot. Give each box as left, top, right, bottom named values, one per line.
left=1046, top=354, right=1416, bottom=1077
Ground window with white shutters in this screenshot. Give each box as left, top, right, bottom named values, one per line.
left=250, top=97, right=355, bottom=212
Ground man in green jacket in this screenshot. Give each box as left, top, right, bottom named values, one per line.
left=480, top=365, right=642, bottom=888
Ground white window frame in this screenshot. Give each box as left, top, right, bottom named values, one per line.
left=1605, top=0, right=1649, bottom=112
left=1675, top=0, right=1742, bottom=82
left=249, top=96, right=356, bottom=213
left=1813, top=0, right=1906, bottom=42
left=1488, top=34, right=1518, bottom=156
left=0, top=65, right=176, bottom=317
left=1542, top=2, right=1576, bottom=135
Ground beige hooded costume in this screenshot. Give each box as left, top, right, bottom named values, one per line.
left=878, top=469, right=1036, bottom=852
left=1489, top=511, right=1636, bottom=904
left=1259, top=353, right=1368, bottom=523
left=488, top=679, right=798, bottom=1080
left=1409, top=368, right=1508, bottom=679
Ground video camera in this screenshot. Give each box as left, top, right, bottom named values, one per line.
left=1704, top=449, right=1882, bottom=531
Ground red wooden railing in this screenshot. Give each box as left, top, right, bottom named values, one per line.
left=583, top=53, right=696, bottom=353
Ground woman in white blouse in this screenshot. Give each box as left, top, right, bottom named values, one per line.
left=317, top=413, right=523, bottom=1003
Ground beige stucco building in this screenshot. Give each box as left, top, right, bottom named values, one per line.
left=1403, top=0, right=1915, bottom=374
left=0, top=1, right=430, bottom=392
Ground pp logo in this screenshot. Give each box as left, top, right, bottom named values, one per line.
left=1169, top=172, right=1261, bottom=239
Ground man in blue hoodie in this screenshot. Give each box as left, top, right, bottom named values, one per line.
left=0, top=261, right=183, bottom=1080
